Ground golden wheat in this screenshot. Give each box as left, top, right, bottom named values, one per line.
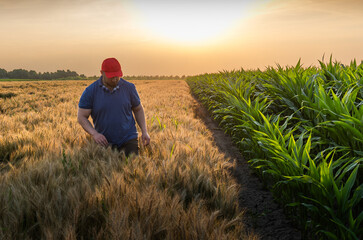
left=0, top=80, right=257, bottom=239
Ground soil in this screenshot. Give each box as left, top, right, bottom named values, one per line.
left=192, top=99, right=302, bottom=240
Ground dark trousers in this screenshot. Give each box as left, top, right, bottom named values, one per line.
left=113, top=138, right=139, bottom=157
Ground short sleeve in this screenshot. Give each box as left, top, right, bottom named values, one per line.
left=79, top=87, right=93, bottom=109
left=130, top=84, right=141, bottom=108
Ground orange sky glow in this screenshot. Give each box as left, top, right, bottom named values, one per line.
left=1, top=0, right=363, bottom=76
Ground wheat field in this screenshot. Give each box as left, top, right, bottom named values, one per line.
left=0, top=80, right=256, bottom=239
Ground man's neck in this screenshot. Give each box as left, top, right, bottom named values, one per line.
left=101, top=77, right=114, bottom=91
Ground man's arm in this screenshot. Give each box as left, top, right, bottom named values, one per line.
left=77, top=108, right=108, bottom=147
left=132, top=104, right=150, bottom=146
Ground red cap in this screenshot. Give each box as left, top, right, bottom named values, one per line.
left=101, top=58, right=123, bottom=78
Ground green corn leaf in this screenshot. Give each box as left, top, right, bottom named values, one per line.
left=286, top=202, right=300, bottom=207
left=349, top=184, right=363, bottom=208
left=334, top=120, right=363, bottom=139
left=302, top=134, right=312, bottom=166
left=330, top=218, right=360, bottom=240
left=341, top=166, right=359, bottom=211
left=353, top=150, right=363, bottom=156
left=262, top=169, right=281, bottom=177
left=354, top=211, right=363, bottom=230
left=308, top=154, right=319, bottom=180
left=318, top=230, right=338, bottom=240
left=301, top=203, right=319, bottom=212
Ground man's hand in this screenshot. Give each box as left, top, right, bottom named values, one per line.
left=92, top=132, right=109, bottom=147
left=141, top=132, right=150, bottom=146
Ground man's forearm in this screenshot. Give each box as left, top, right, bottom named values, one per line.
left=134, top=107, right=148, bottom=134
left=78, top=116, right=98, bottom=136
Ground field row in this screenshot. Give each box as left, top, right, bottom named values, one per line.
left=187, top=58, right=363, bottom=240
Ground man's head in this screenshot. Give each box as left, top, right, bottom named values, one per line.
left=101, top=58, right=123, bottom=88
left=101, top=58, right=123, bottom=78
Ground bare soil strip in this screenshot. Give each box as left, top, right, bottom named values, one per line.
left=192, top=96, right=302, bottom=240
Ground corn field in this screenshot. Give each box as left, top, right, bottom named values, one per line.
left=187, top=57, right=363, bottom=240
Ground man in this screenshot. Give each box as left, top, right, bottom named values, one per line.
left=77, top=57, right=150, bottom=156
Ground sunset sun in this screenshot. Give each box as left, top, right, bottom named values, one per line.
left=131, top=1, right=251, bottom=44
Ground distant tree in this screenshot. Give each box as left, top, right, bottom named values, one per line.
left=0, top=68, right=7, bottom=78
left=41, top=72, right=51, bottom=80
left=8, top=69, right=29, bottom=79
left=28, top=70, right=38, bottom=79
left=66, top=69, right=79, bottom=78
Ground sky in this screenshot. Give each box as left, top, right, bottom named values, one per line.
left=0, top=0, right=363, bottom=77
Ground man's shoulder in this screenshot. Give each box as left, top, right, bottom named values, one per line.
left=79, top=79, right=101, bottom=107
left=120, top=78, right=134, bottom=86
left=120, top=78, right=136, bottom=90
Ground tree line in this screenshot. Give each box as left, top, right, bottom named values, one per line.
left=0, top=67, right=189, bottom=80
left=0, top=68, right=86, bottom=80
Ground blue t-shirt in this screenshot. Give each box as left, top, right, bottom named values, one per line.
left=79, top=77, right=141, bottom=147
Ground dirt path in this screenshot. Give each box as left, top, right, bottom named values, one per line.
left=192, top=98, right=302, bottom=240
